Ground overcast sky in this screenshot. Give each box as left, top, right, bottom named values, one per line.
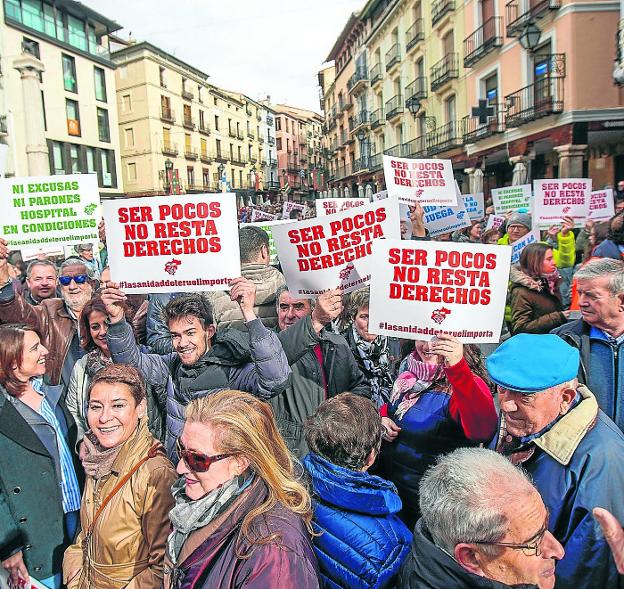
left=88, top=0, right=362, bottom=113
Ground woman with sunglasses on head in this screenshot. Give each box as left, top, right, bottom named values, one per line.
left=63, top=364, right=176, bottom=588
left=0, top=323, right=82, bottom=589
left=164, top=389, right=319, bottom=589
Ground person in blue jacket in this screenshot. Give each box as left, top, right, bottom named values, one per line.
left=303, top=392, right=412, bottom=589
left=488, top=333, right=624, bottom=589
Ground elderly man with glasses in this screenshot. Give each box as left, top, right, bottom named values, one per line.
left=0, top=238, right=96, bottom=388
left=487, top=334, right=624, bottom=589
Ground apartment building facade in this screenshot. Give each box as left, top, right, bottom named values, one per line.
left=2, top=0, right=123, bottom=198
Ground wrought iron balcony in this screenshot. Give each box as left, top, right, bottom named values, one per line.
left=431, top=53, right=459, bottom=91
left=184, top=148, right=198, bottom=160
left=267, top=136, right=275, bottom=146
left=198, top=123, right=211, bottom=136
left=405, top=76, right=428, bottom=102
left=0, top=115, right=7, bottom=135
left=182, top=89, right=194, bottom=101
left=506, top=0, right=561, bottom=37
left=385, top=95, right=404, bottom=120
left=200, top=152, right=212, bottom=164
left=348, top=67, right=369, bottom=94
left=266, top=116, right=274, bottom=126
left=214, top=152, right=228, bottom=163
left=370, top=108, right=385, bottom=129
left=266, top=181, right=281, bottom=190
left=256, top=112, right=262, bottom=121
left=385, top=43, right=401, bottom=72
left=463, top=103, right=505, bottom=143
left=247, top=131, right=255, bottom=140
left=258, top=137, right=264, bottom=144
left=162, top=142, right=178, bottom=156
left=370, top=63, right=383, bottom=86
left=464, top=17, right=503, bottom=67
left=186, top=183, right=206, bottom=192
left=269, top=158, right=278, bottom=167
left=183, top=117, right=196, bottom=130
left=351, top=110, right=370, bottom=132
left=432, top=0, right=455, bottom=25
left=428, top=121, right=464, bottom=154
left=402, top=136, right=428, bottom=158
left=369, top=153, right=383, bottom=171
left=231, top=155, right=248, bottom=166
left=228, top=130, right=237, bottom=138
left=246, top=106, right=253, bottom=116
left=384, top=144, right=402, bottom=157
left=237, top=132, right=245, bottom=140
left=353, top=156, right=369, bottom=172
left=505, top=76, right=564, bottom=128
left=406, top=19, right=425, bottom=52
left=161, top=108, right=175, bottom=124
left=340, top=100, right=353, bottom=112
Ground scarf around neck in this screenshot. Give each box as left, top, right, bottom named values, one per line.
left=81, top=429, right=124, bottom=479
left=352, top=326, right=393, bottom=406
left=539, top=269, right=561, bottom=296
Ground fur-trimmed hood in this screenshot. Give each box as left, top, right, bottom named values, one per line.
left=509, top=264, right=561, bottom=293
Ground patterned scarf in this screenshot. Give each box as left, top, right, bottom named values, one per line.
left=539, top=269, right=561, bottom=296
left=390, top=352, right=443, bottom=420
left=353, top=327, right=394, bottom=406
left=85, top=348, right=112, bottom=378
left=80, top=429, right=124, bottom=479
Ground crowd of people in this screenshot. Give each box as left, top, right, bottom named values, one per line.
left=0, top=184, right=623, bottom=589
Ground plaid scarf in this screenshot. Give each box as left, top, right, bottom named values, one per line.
left=353, top=327, right=394, bottom=406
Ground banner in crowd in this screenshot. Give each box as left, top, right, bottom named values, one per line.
left=272, top=198, right=401, bottom=296
left=491, top=184, right=532, bottom=214
left=587, top=188, right=615, bottom=221
left=422, top=184, right=471, bottom=237
left=316, top=198, right=368, bottom=216
left=485, top=214, right=506, bottom=232
left=103, top=193, right=241, bottom=294
left=246, top=218, right=294, bottom=264
left=509, top=229, right=541, bottom=264
left=533, top=179, right=592, bottom=228
left=1, top=174, right=100, bottom=248
left=462, top=192, right=485, bottom=220
left=368, top=240, right=511, bottom=343
left=383, top=155, right=457, bottom=206
left=282, top=201, right=306, bottom=218
left=250, top=208, right=277, bottom=222
left=371, top=190, right=388, bottom=201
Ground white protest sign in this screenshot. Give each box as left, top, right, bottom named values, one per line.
left=383, top=155, right=457, bottom=206
left=1, top=174, right=100, bottom=248
left=272, top=198, right=401, bottom=296
left=485, top=215, right=506, bottom=231
left=0, top=144, right=8, bottom=178
left=282, top=201, right=305, bottom=218
left=371, top=190, right=388, bottom=201
left=491, top=184, right=532, bottom=214
left=20, top=245, right=66, bottom=261
left=1, top=568, right=48, bottom=589
left=103, top=193, right=241, bottom=294
left=587, top=189, right=615, bottom=221
left=509, top=229, right=541, bottom=264
left=250, top=208, right=277, bottom=222
left=533, top=179, right=592, bottom=228
left=462, top=192, right=485, bottom=220
left=423, top=184, right=471, bottom=238
left=369, top=240, right=511, bottom=343
left=316, top=198, right=368, bottom=216
left=246, top=218, right=294, bottom=264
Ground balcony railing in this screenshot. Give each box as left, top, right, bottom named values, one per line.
left=385, top=95, right=404, bottom=120
left=402, top=136, right=428, bottom=158
left=182, top=89, right=194, bottom=101
left=353, top=156, right=369, bottom=173
left=385, top=43, right=401, bottom=71
left=405, top=76, right=428, bottom=102
left=384, top=144, right=402, bottom=157
left=186, top=183, right=206, bottom=192
left=0, top=115, right=7, bottom=135
left=185, top=148, right=198, bottom=160
left=348, top=67, right=369, bottom=94
left=269, top=158, right=278, bottom=167
left=256, top=112, right=262, bottom=121
left=248, top=131, right=255, bottom=139
left=267, top=137, right=275, bottom=146
left=432, top=0, right=455, bottom=25
left=231, top=155, right=248, bottom=166
left=351, top=110, right=370, bottom=132
left=431, top=53, right=459, bottom=91
left=464, top=17, right=503, bottom=67
left=228, top=130, right=237, bottom=138
left=266, top=116, right=274, bottom=126
left=428, top=121, right=464, bottom=154
left=370, top=63, right=383, bottom=86
left=161, top=108, right=175, bottom=124
left=214, top=151, right=228, bottom=163
left=200, top=152, right=212, bottom=163
left=341, top=100, right=353, bottom=111
left=505, top=76, right=564, bottom=128
left=406, top=19, right=424, bottom=51
left=463, top=103, right=505, bottom=143
left=266, top=181, right=281, bottom=190
left=198, top=123, right=210, bottom=135
left=506, top=0, right=561, bottom=37
left=161, top=142, right=178, bottom=156
left=183, top=117, right=196, bottom=130
left=370, top=108, right=385, bottom=128
left=237, top=132, right=245, bottom=140
left=369, top=153, right=383, bottom=171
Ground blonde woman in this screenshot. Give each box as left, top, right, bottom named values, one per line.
left=164, top=390, right=319, bottom=589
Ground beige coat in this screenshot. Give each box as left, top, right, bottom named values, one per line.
left=63, top=419, right=176, bottom=588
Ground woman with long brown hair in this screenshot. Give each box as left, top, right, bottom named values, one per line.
left=164, top=389, right=319, bottom=589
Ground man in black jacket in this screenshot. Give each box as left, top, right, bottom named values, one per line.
left=273, top=285, right=371, bottom=457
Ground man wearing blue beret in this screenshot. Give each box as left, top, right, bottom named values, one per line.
left=488, top=333, right=624, bottom=589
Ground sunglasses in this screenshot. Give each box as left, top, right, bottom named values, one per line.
left=58, top=274, right=89, bottom=286
left=176, top=438, right=234, bottom=473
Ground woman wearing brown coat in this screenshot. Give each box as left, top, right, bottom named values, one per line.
left=63, top=365, right=176, bottom=588
left=509, top=242, right=572, bottom=334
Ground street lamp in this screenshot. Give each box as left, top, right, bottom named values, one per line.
left=519, top=21, right=542, bottom=52
left=406, top=96, right=422, bottom=118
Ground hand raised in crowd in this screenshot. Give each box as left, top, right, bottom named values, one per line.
left=229, top=277, right=258, bottom=323
left=0, top=237, right=10, bottom=284
left=1, top=550, right=29, bottom=587
left=100, top=281, right=127, bottom=323
left=429, top=333, right=463, bottom=366
left=409, top=203, right=426, bottom=237
left=311, top=287, right=343, bottom=335
left=381, top=416, right=401, bottom=442
left=548, top=216, right=575, bottom=237
left=593, top=508, right=624, bottom=574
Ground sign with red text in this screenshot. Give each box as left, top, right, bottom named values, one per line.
left=272, top=198, right=401, bottom=296
left=246, top=218, right=294, bottom=264
left=103, top=193, right=241, bottom=294
left=533, top=179, right=592, bottom=228
left=491, top=184, right=532, bottom=214
left=282, top=201, right=306, bottom=219
left=509, top=229, right=541, bottom=264
left=250, top=208, right=277, bottom=222
left=383, top=155, right=457, bottom=206
left=369, top=240, right=511, bottom=343
left=485, top=214, right=506, bottom=231
left=462, top=192, right=485, bottom=220
left=316, top=198, right=368, bottom=216
left=587, top=189, right=615, bottom=221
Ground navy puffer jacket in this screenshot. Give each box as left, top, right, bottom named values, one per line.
left=303, top=452, right=412, bottom=589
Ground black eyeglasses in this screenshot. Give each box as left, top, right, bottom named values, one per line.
left=176, top=438, right=234, bottom=473
left=472, top=523, right=549, bottom=557
left=58, top=274, right=89, bottom=286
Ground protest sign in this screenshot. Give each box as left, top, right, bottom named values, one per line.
left=462, top=192, right=485, bottom=220
left=485, top=214, right=506, bottom=231
left=383, top=155, right=457, bottom=206
left=371, top=190, right=388, bottom=201
left=246, top=218, right=294, bottom=264
left=316, top=198, right=368, bottom=216
left=587, top=189, right=615, bottom=221
left=103, top=193, right=240, bottom=294
left=272, top=198, right=401, bottom=296
left=20, top=245, right=66, bottom=261
left=1, top=174, right=100, bottom=248
left=422, top=185, right=471, bottom=238
left=282, top=201, right=305, bottom=218
left=533, top=179, right=592, bottom=228
left=1, top=568, right=48, bottom=589
left=368, top=239, right=511, bottom=343
left=509, top=229, right=541, bottom=264
left=250, top=208, right=277, bottom=222
left=491, top=184, right=532, bottom=214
